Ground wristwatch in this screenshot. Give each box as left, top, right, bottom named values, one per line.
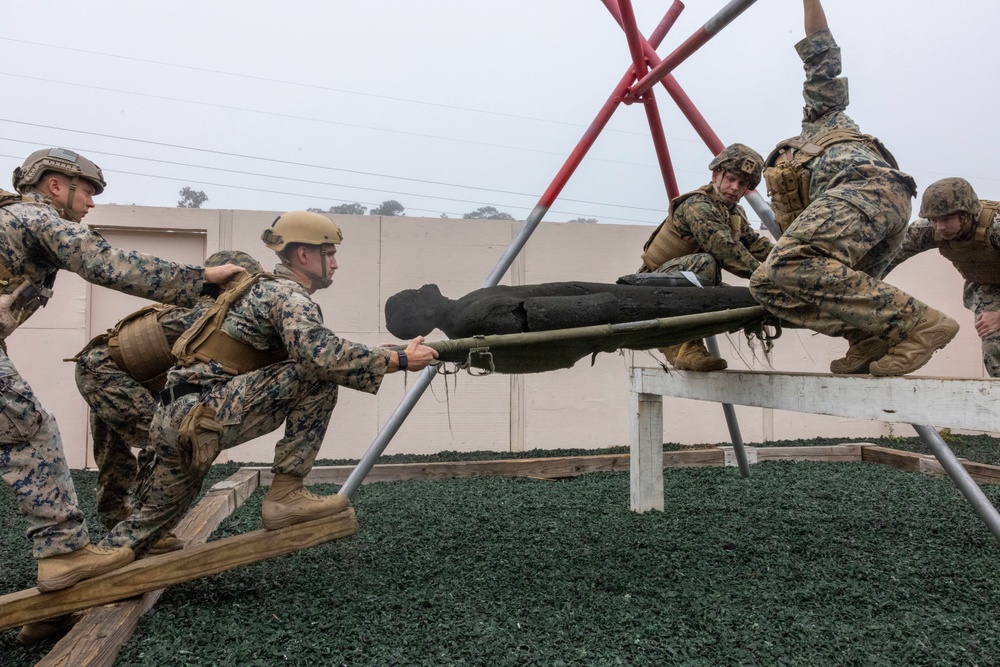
left=397, top=350, right=408, bottom=370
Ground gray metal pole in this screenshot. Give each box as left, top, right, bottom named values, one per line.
left=911, top=423, right=1000, bottom=544
left=744, top=190, right=780, bottom=239
left=704, top=336, right=751, bottom=478
left=339, top=205, right=551, bottom=499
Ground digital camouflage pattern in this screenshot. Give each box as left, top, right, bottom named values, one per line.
left=102, top=264, right=392, bottom=553
left=643, top=185, right=773, bottom=285
left=0, top=193, right=207, bottom=308
left=74, top=250, right=261, bottom=530
left=0, top=194, right=208, bottom=559
left=749, top=29, right=927, bottom=346
left=918, top=177, right=983, bottom=220
left=883, top=208, right=1000, bottom=376
left=74, top=301, right=214, bottom=529
left=708, top=143, right=765, bottom=190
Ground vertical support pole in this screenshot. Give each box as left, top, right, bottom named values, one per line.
left=704, top=336, right=751, bottom=478
left=912, top=424, right=1000, bottom=544
left=631, top=369, right=664, bottom=512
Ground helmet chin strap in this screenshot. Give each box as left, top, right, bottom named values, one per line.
left=286, top=245, right=334, bottom=291
left=47, top=176, right=83, bottom=223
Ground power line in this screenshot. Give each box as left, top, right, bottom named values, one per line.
left=0, top=124, right=667, bottom=214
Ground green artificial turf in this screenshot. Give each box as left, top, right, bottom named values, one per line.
left=4, top=435, right=1000, bottom=666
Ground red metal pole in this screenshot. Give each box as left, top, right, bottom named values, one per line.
left=616, top=0, right=679, bottom=198
left=604, top=0, right=684, bottom=199
left=536, top=1, right=684, bottom=209
left=627, top=0, right=759, bottom=101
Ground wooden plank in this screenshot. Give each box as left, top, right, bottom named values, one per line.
left=631, top=391, right=664, bottom=512
left=663, top=448, right=725, bottom=468
left=754, top=444, right=863, bottom=463
left=36, top=469, right=261, bottom=667
left=721, top=446, right=759, bottom=467
left=0, top=509, right=357, bottom=632
left=250, top=455, right=637, bottom=487
left=634, top=368, right=1000, bottom=433
left=860, top=445, right=929, bottom=473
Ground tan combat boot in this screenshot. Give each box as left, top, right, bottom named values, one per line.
left=146, top=531, right=185, bottom=556
left=16, top=614, right=78, bottom=646
left=664, top=339, right=727, bottom=371
left=830, top=337, right=890, bottom=374
left=869, top=308, right=960, bottom=377
left=659, top=344, right=683, bottom=367
left=36, top=544, right=135, bottom=593
left=262, top=474, right=352, bottom=530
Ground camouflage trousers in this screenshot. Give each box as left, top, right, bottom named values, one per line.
left=750, top=179, right=926, bottom=345
left=101, top=360, right=339, bottom=554
left=0, top=352, right=89, bottom=559
left=638, top=252, right=721, bottom=287
left=75, top=350, right=158, bottom=530
left=964, top=281, right=1000, bottom=378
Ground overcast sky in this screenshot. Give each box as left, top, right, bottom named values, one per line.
left=2, top=1, right=997, bottom=226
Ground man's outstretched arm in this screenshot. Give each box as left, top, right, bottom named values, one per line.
left=803, top=0, right=828, bottom=36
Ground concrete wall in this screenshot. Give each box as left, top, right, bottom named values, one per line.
left=13, top=204, right=991, bottom=469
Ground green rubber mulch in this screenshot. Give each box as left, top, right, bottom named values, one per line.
left=4, top=434, right=1000, bottom=666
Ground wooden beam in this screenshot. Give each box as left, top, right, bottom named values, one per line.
left=0, top=509, right=357, bottom=633
left=36, top=469, right=260, bottom=667
left=635, top=368, right=1000, bottom=432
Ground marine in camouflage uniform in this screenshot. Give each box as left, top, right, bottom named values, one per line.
left=882, top=178, right=1000, bottom=377
left=102, top=211, right=438, bottom=555
left=0, top=148, right=244, bottom=593
left=638, top=143, right=773, bottom=370
left=748, top=0, right=959, bottom=376
left=72, top=251, right=263, bottom=531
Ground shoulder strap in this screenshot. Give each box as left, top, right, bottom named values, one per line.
left=172, top=272, right=287, bottom=374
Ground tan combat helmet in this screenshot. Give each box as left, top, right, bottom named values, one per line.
left=261, top=211, right=343, bottom=254
left=919, top=177, right=983, bottom=220
left=261, top=211, right=343, bottom=290
left=13, top=147, right=107, bottom=195
left=708, top=143, right=764, bottom=190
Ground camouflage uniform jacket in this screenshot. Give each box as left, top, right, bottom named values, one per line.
left=167, top=264, right=391, bottom=417
left=883, top=208, right=1000, bottom=283
left=796, top=28, right=916, bottom=208
left=669, top=186, right=773, bottom=279
left=0, top=192, right=207, bottom=310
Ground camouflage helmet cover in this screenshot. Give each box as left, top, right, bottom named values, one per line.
left=261, top=211, right=343, bottom=253
left=13, top=148, right=107, bottom=195
left=708, top=143, right=764, bottom=189
left=919, top=177, right=983, bottom=220
left=204, top=250, right=264, bottom=274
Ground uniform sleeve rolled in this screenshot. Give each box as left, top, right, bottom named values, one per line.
left=796, top=28, right=850, bottom=123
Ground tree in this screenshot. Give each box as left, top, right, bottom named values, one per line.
left=370, top=200, right=405, bottom=216
left=177, top=187, right=208, bottom=208
left=463, top=206, right=514, bottom=220
left=566, top=217, right=598, bottom=224
left=308, top=203, right=368, bottom=215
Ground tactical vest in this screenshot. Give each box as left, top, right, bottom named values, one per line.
left=641, top=185, right=746, bottom=271
left=937, top=200, right=1000, bottom=284
left=0, top=189, right=57, bottom=339
left=107, top=304, right=178, bottom=392
left=172, top=272, right=288, bottom=375
left=762, top=129, right=899, bottom=233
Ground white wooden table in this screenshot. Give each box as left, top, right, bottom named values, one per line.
left=630, top=367, right=1000, bottom=513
